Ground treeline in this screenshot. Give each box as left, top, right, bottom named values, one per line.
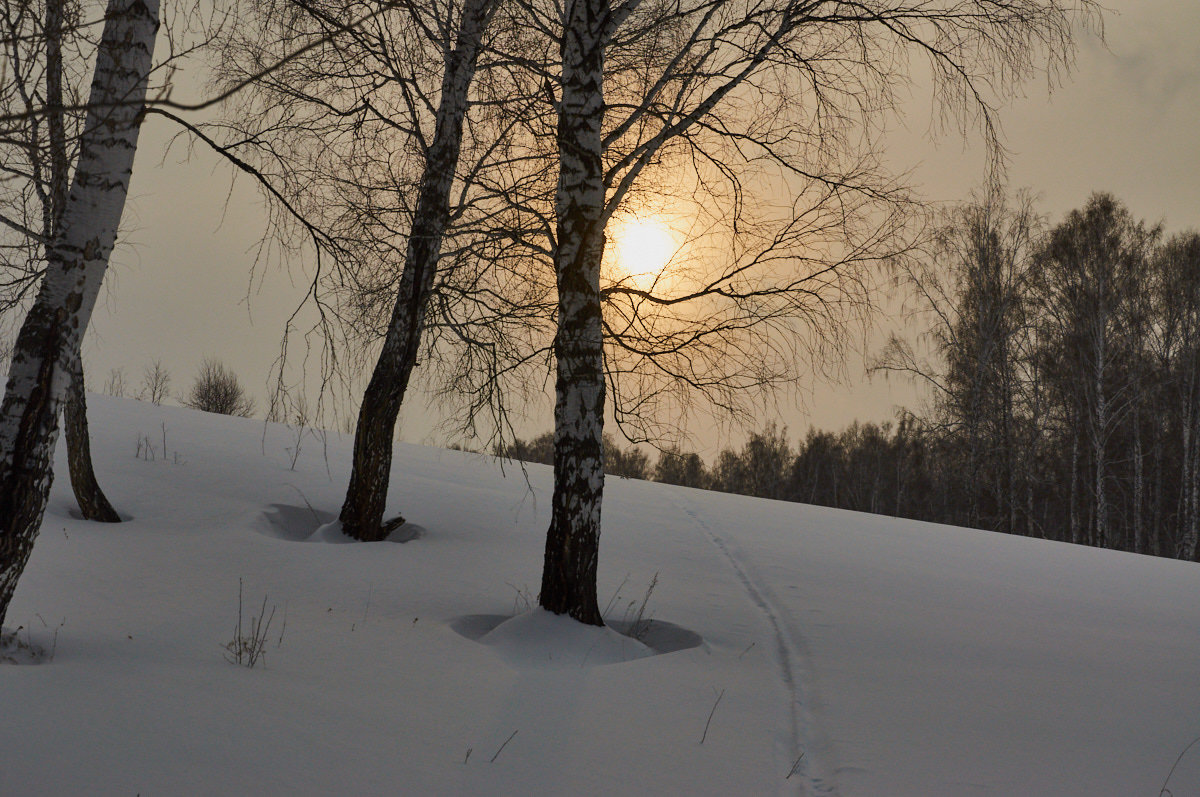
left=497, top=432, right=651, bottom=480
left=505, top=191, right=1200, bottom=562
left=502, top=421, right=943, bottom=518
left=884, top=190, right=1200, bottom=560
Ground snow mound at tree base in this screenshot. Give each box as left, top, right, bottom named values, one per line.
left=452, top=613, right=704, bottom=657
left=477, top=609, right=654, bottom=668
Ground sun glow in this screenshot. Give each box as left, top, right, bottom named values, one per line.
left=609, top=217, right=680, bottom=290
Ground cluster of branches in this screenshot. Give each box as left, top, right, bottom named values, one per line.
left=505, top=419, right=942, bottom=519
left=180, top=358, right=256, bottom=417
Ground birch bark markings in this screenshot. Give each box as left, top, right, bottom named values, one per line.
left=538, top=0, right=610, bottom=625
left=46, top=0, right=121, bottom=523
left=0, top=0, right=158, bottom=626
left=339, top=0, right=497, bottom=541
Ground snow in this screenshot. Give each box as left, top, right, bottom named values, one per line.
left=5, top=394, right=1200, bottom=795
left=478, top=609, right=652, bottom=668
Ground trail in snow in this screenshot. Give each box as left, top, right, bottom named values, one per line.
left=677, top=500, right=838, bottom=797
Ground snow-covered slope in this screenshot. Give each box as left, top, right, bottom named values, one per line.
left=4, top=395, right=1199, bottom=796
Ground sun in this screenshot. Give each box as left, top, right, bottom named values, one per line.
left=609, top=217, right=679, bottom=288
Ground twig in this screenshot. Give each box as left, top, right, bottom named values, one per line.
left=603, top=574, right=631, bottom=616
left=786, top=752, right=806, bottom=779
left=276, top=600, right=288, bottom=649
left=490, top=730, right=518, bottom=763
left=284, top=483, right=322, bottom=525
left=700, top=688, right=725, bottom=744
left=1160, top=734, right=1200, bottom=796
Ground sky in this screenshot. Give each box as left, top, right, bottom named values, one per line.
left=81, top=0, right=1200, bottom=455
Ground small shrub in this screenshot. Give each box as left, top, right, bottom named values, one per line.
left=183, top=358, right=255, bottom=417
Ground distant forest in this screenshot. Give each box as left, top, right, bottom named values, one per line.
left=503, top=191, right=1200, bottom=562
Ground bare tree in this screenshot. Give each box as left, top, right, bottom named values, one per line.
left=880, top=188, right=1043, bottom=533
left=209, top=0, right=554, bottom=540
left=1030, top=194, right=1158, bottom=549
left=181, top=358, right=256, bottom=417
left=536, top=0, right=1098, bottom=624
left=139, top=359, right=171, bottom=405
left=0, top=0, right=159, bottom=627
left=101, top=368, right=127, bottom=397
left=0, top=0, right=120, bottom=523
left=1145, top=233, right=1200, bottom=557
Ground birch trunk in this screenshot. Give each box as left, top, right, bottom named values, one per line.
left=0, top=0, right=157, bottom=626
left=338, top=0, right=494, bottom=541
left=47, top=0, right=120, bottom=523
left=1178, top=370, right=1197, bottom=559
left=539, top=0, right=608, bottom=626
left=1091, top=330, right=1111, bottom=548
left=1132, top=409, right=1144, bottom=554
left=64, top=359, right=120, bottom=522
left=1069, top=429, right=1081, bottom=545
left=1189, top=405, right=1200, bottom=560
left=1092, top=393, right=1109, bottom=548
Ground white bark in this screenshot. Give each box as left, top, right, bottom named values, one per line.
left=0, top=0, right=158, bottom=625
left=540, top=0, right=610, bottom=625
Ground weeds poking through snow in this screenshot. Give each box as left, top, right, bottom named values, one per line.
left=1160, top=734, right=1200, bottom=796
left=606, top=572, right=658, bottom=641
left=135, top=424, right=182, bottom=463
left=1, top=615, right=63, bottom=664
left=276, top=601, right=288, bottom=649
left=626, top=572, right=657, bottom=640
left=224, top=578, right=277, bottom=668
left=603, top=574, right=631, bottom=616
left=490, top=730, right=518, bottom=763
left=700, top=688, right=725, bottom=744
left=2, top=627, right=44, bottom=664
left=507, top=583, right=533, bottom=615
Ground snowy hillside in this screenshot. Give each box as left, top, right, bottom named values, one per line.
left=4, top=395, right=1200, bottom=796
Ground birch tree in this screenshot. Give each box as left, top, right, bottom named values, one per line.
left=0, top=0, right=158, bottom=626
left=1031, top=194, right=1157, bottom=549
left=210, top=0, right=546, bottom=540
left=538, top=0, right=1096, bottom=624
left=0, top=0, right=120, bottom=522
left=337, top=0, right=502, bottom=539
left=1151, top=233, right=1200, bottom=558
left=881, top=189, right=1042, bottom=533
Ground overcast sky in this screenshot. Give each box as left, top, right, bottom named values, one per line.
left=84, top=0, right=1200, bottom=454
